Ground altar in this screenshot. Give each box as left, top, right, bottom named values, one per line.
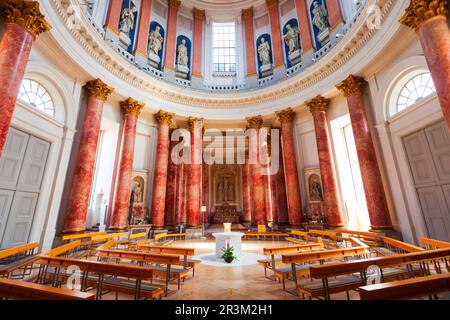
left=212, top=232, right=244, bottom=259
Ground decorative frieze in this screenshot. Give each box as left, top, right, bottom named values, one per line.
left=336, top=75, right=367, bottom=97
left=0, top=0, right=52, bottom=37
left=400, top=0, right=448, bottom=30
left=84, top=79, right=114, bottom=101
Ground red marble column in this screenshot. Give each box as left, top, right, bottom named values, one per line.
left=165, top=135, right=178, bottom=227
left=267, top=131, right=280, bottom=224
left=295, top=0, right=314, bottom=53
left=175, top=160, right=185, bottom=225
left=109, top=98, right=145, bottom=230
left=326, top=0, right=344, bottom=29
left=186, top=117, right=203, bottom=228
left=266, top=0, right=284, bottom=68
left=400, top=3, right=450, bottom=131
left=104, top=0, right=123, bottom=33
left=164, top=0, right=181, bottom=71
left=63, top=79, right=114, bottom=232
left=242, top=7, right=257, bottom=77
left=242, top=153, right=252, bottom=223
left=276, top=132, right=289, bottom=225
left=192, top=8, right=205, bottom=79
left=336, top=75, right=393, bottom=231
left=151, top=110, right=175, bottom=228
left=0, top=1, right=51, bottom=157
left=247, top=116, right=267, bottom=226
left=276, top=109, right=303, bottom=226
left=134, top=0, right=153, bottom=58
left=306, top=96, right=345, bottom=228
left=202, top=164, right=210, bottom=224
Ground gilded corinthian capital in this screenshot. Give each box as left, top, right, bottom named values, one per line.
left=276, top=108, right=296, bottom=123
left=84, top=79, right=114, bottom=101
left=336, top=75, right=367, bottom=97
left=188, top=117, right=204, bottom=130
left=246, top=116, right=264, bottom=129
left=155, top=110, right=175, bottom=125
left=121, top=98, right=145, bottom=117
left=169, top=0, right=181, bottom=9
left=193, top=8, right=205, bottom=19
left=306, top=96, right=330, bottom=114
left=0, top=0, right=52, bottom=37
left=400, top=0, right=448, bottom=30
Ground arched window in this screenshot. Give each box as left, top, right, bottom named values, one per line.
left=18, top=79, right=55, bottom=117
left=396, top=72, right=436, bottom=114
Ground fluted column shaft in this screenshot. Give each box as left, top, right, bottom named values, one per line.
left=337, top=75, right=393, bottom=230
left=307, top=96, right=345, bottom=227
left=247, top=117, right=267, bottom=225
left=0, top=1, right=51, bottom=156
left=187, top=118, right=203, bottom=227
left=276, top=109, right=303, bottom=226
left=64, top=80, right=114, bottom=232
left=110, top=99, right=144, bottom=229
left=401, top=2, right=450, bottom=131
left=151, top=111, right=174, bottom=228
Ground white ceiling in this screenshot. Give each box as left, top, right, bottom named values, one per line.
left=181, top=0, right=266, bottom=18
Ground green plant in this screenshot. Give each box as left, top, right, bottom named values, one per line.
left=221, top=244, right=237, bottom=263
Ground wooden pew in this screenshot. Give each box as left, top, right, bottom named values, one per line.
left=0, top=243, right=40, bottom=278
left=279, top=243, right=370, bottom=293
left=153, top=233, right=174, bottom=246
left=35, top=255, right=165, bottom=300
left=90, top=233, right=126, bottom=245
left=96, top=249, right=189, bottom=293
left=0, top=278, right=95, bottom=300
left=359, top=273, right=450, bottom=300
left=45, top=240, right=91, bottom=259
left=61, top=232, right=107, bottom=243
left=307, top=230, right=338, bottom=247
left=419, top=238, right=450, bottom=249
left=243, top=232, right=289, bottom=241
left=336, top=229, right=383, bottom=247
left=381, top=237, right=425, bottom=255
left=304, top=247, right=450, bottom=300
left=259, top=240, right=325, bottom=282
left=137, top=244, right=200, bottom=274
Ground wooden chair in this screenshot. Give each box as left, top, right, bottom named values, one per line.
left=35, top=255, right=165, bottom=300
left=304, top=247, right=450, bottom=300
left=359, top=273, right=450, bottom=300
left=0, top=278, right=95, bottom=300
left=0, top=243, right=40, bottom=279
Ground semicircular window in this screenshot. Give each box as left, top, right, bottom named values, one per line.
left=396, top=72, right=436, bottom=113
left=18, top=79, right=55, bottom=117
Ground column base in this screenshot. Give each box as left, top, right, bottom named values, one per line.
left=327, top=223, right=346, bottom=230
left=108, top=227, right=128, bottom=232
left=61, top=228, right=86, bottom=235
left=152, top=226, right=166, bottom=230
left=186, top=225, right=201, bottom=229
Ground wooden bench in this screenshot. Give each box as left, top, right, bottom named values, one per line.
left=137, top=244, right=200, bottom=274
left=373, top=237, right=425, bottom=257
left=0, top=278, right=95, bottom=300
left=61, top=232, right=107, bottom=243
left=305, top=247, right=450, bottom=300
left=359, top=273, right=450, bottom=300
left=45, top=240, right=91, bottom=258
left=35, top=255, right=165, bottom=300
left=260, top=240, right=325, bottom=281
left=280, top=242, right=370, bottom=294
left=307, top=230, right=338, bottom=247
left=419, top=238, right=450, bottom=249
left=336, top=229, right=383, bottom=247
left=243, top=232, right=289, bottom=241
left=0, top=243, right=40, bottom=278
left=96, top=249, right=189, bottom=294
left=153, top=233, right=175, bottom=246
left=90, top=233, right=126, bottom=245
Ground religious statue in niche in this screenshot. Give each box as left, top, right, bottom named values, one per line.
left=304, top=168, right=326, bottom=223
left=283, top=24, right=301, bottom=66
left=148, top=25, right=164, bottom=69
left=258, top=37, right=273, bottom=78
left=129, top=173, right=148, bottom=225
left=176, top=38, right=190, bottom=79
left=311, top=0, right=330, bottom=46
left=118, top=1, right=138, bottom=50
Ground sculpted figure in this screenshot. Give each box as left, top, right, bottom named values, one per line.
left=258, top=38, right=271, bottom=65
left=312, top=0, right=329, bottom=32
left=177, top=39, right=189, bottom=67
left=119, top=4, right=137, bottom=36
left=284, top=24, right=300, bottom=53
left=148, top=26, right=164, bottom=56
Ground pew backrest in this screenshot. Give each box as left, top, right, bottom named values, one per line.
left=61, top=232, right=106, bottom=242
left=263, top=242, right=324, bottom=256
left=419, top=238, right=450, bottom=249
left=290, top=230, right=309, bottom=239
left=90, top=233, right=126, bottom=243
left=383, top=237, right=425, bottom=253
left=45, top=241, right=83, bottom=257
left=0, top=242, right=39, bottom=260
left=282, top=245, right=369, bottom=264
left=0, top=278, right=95, bottom=300
left=308, top=230, right=337, bottom=240
left=138, top=245, right=195, bottom=256
left=129, top=232, right=148, bottom=241
left=96, top=249, right=180, bottom=265
left=154, top=233, right=167, bottom=241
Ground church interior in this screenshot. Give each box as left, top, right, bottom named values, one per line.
left=0, top=0, right=449, bottom=302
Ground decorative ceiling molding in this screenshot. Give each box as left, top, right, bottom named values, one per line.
left=48, top=0, right=397, bottom=110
